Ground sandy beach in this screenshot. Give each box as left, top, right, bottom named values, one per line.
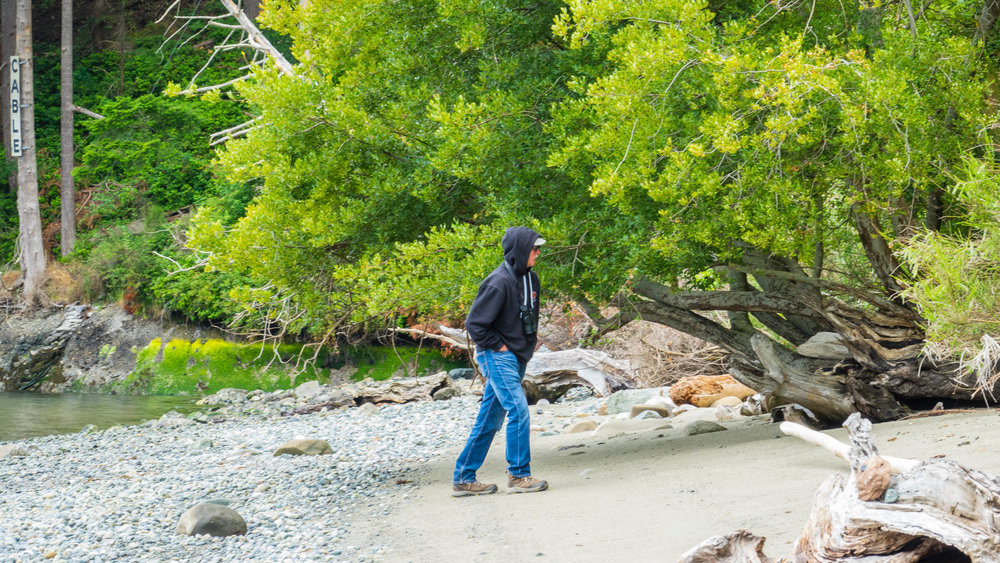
left=345, top=407, right=1000, bottom=562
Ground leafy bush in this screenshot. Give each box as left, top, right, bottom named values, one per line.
left=77, top=95, right=238, bottom=212
left=902, top=158, right=1000, bottom=356
left=150, top=267, right=251, bottom=324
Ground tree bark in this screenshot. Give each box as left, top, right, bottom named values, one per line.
left=629, top=265, right=995, bottom=424
left=14, top=0, right=45, bottom=304
left=851, top=205, right=908, bottom=300
left=1, top=0, right=15, bottom=193
left=60, top=0, right=75, bottom=257
left=974, top=0, right=1000, bottom=46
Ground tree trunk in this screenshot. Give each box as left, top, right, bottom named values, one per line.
left=628, top=256, right=992, bottom=425
left=974, top=0, right=1000, bottom=46
left=60, top=0, right=75, bottom=257
left=1, top=0, right=15, bottom=193
left=14, top=0, right=45, bottom=304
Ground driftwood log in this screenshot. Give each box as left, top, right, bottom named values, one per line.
left=523, top=348, right=635, bottom=397
left=351, top=372, right=450, bottom=404
left=680, top=413, right=1000, bottom=562
left=676, top=530, right=771, bottom=563
left=395, top=326, right=636, bottom=398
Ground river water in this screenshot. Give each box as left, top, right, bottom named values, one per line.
left=0, top=392, right=200, bottom=443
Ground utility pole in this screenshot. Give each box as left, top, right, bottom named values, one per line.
left=13, top=0, right=46, bottom=303
left=61, top=0, right=76, bottom=256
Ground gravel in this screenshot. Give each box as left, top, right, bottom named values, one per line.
left=0, top=393, right=486, bottom=562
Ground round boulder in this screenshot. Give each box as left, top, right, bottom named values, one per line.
left=176, top=503, right=247, bottom=537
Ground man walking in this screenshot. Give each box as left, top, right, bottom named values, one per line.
left=452, top=226, right=549, bottom=496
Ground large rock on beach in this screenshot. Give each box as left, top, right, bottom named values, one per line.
left=604, top=388, right=670, bottom=415
left=176, top=503, right=247, bottom=537
left=669, top=375, right=754, bottom=407
left=274, top=439, right=333, bottom=456
left=293, top=380, right=322, bottom=399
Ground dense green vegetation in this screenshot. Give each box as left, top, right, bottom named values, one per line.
left=5, top=0, right=1000, bottom=393
left=2, top=19, right=255, bottom=325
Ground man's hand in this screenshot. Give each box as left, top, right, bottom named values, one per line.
left=499, top=345, right=508, bottom=352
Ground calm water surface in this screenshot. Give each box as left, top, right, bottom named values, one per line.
left=0, top=392, right=200, bottom=442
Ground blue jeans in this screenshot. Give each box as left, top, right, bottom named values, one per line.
left=453, top=349, right=531, bottom=483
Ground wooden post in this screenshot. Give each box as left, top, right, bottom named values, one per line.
left=1, top=0, right=15, bottom=193
left=60, top=0, right=75, bottom=257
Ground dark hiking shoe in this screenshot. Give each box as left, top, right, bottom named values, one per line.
left=507, top=475, right=548, bottom=494
left=451, top=481, right=498, bottom=497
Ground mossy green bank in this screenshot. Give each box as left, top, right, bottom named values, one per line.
left=112, top=338, right=467, bottom=395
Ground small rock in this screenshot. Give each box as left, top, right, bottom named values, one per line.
left=715, top=405, right=743, bottom=421
left=432, top=387, right=460, bottom=401
left=632, top=409, right=663, bottom=420
left=684, top=420, right=727, bottom=436
left=711, top=396, right=743, bottom=408
left=176, top=503, right=247, bottom=537
left=0, top=444, right=29, bottom=458
left=629, top=405, right=670, bottom=419
left=449, top=368, right=476, bottom=380
left=356, top=402, right=380, bottom=416
left=884, top=486, right=899, bottom=503
left=566, top=420, right=599, bottom=433
left=604, top=389, right=657, bottom=415
left=273, top=438, right=334, bottom=456
left=536, top=399, right=550, bottom=406
left=192, top=438, right=214, bottom=450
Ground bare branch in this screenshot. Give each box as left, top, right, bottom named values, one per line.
left=73, top=105, right=104, bottom=120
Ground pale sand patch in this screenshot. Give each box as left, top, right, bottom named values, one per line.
left=347, top=409, right=1000, bottom=562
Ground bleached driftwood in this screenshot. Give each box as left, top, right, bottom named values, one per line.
left=681, top=413, right=1000, bottom=562
left=789, top=413, right=1000, bottom=562
left=395, top=326, right=636, bottom=398
left=676, top=529, right=772, bottom=563
left=352, top=372, right=450, bottom=405
left=524, top=348, right=635, bottom=397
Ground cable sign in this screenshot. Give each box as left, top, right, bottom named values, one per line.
left=9, top=56, right=21, bottom=157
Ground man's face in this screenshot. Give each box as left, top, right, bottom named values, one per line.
left=527, top=246, right=541, bottom=267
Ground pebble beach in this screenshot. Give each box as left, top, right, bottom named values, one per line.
left=0, top=390, right=489, bottom=563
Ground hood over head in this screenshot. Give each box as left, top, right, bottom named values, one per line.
left=502, top=226, right=543, bottom=276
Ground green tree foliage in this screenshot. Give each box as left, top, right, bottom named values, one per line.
left=1, top=23, right=260, bottom=327
left=191, top=0, right=626, bottom=336
left=76, top=94, right=241, bottom=212
left=549, top=0, right=991, bottom=284
left=191, top=0, right=997, bottom=350
left=901, top=157, right=1000, bottom=353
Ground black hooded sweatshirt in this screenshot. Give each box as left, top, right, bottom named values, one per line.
left=465, top=227, right=542, bottom=365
